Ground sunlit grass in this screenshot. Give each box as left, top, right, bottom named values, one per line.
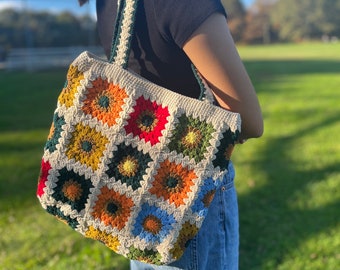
left=233, top=43, right=340, bottom=270
left=238, top=42, right=340, bottom=60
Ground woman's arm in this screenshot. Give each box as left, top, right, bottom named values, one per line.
left=183, top=13, right=263, bottom=140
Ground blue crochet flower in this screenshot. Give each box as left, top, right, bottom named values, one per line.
left=191, top=178, right=218, bottom=217
left=132, top=204, right=176, bottom=244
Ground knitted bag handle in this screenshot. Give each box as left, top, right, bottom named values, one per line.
left=109, top=0, right=214, bottom=102
left=109, top=0, right=138, bottom=68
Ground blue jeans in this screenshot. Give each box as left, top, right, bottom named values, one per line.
left=130, top=162, right=239, bottom=270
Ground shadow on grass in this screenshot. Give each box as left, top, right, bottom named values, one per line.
left=244, top=60, right=340, bottom=77
left=238, top=88, right=340, bottom=268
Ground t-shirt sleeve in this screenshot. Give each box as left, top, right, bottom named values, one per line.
left=152, top=0, right=227, bottom=48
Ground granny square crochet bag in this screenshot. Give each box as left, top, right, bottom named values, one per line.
left=37, top=0, right=241, bottom=265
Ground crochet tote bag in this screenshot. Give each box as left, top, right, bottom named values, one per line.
left=37, top=0, right=241, bottom=265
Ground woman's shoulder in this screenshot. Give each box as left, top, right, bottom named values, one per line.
left=148, top=0, right=226, bottom=48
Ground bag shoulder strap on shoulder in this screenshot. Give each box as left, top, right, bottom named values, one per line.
left=108, top=0, right=214, bottom=103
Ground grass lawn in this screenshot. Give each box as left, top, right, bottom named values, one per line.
left=1, top=42, right=339, bottom=269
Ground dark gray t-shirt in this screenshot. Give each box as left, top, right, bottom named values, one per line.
left=96, top=0, right=226, bottom=98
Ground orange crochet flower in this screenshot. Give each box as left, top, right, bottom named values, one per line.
left=61, top=179, right=83, bottom=202
left=82, top=78, right=128, bottom=127
left=143, top=215, right=163, bottom=235
left=149, top=159, right=197, bottom=207
left=58, top=65, right=84, bottom=107
left=51, top=167, right=94, bottom=212
left=92, top=186, right=134, bottom=230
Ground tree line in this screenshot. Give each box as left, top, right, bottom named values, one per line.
left=223, top=0, right=340, bottom=43
left=1, top=0, right=340, bottom=56
left=0, top=8, right=98, bottom=53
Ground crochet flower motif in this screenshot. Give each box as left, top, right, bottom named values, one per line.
left=170, top=221, right=199, bottom=260
left=149, top=159, right=197, bottom=207
left=82, top=77, right=128, bottom=127
left=132, top=203, right=175, bottom=244
left=124, top=96, right=169, bottom=145
left=106, top=143, right=152, bottom=191
left=127, top=246, right=162, bottom=265
left=168, top=114, right=215, bottom=163
left=58, top=65, right=84, bottom=107
left=91, top=186, right=134, bottom=230
left=66, top=123, right=109, bottom=171
left=85, top=226, right=120, bottom=252
left=37, top=159, right=51, bottom=197
left=45, top=113, right=65, bottom=153
left=51, top=167, right=94, bottom=212
left=46, top=205, right=79, bottom=229
left=213, top=128, right=239, bottom=170
left=191, top=178, right=217, bottom=216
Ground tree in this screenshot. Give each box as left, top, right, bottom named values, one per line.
left=0, top=8, right=98, bottom=50
left=221, top=0, right=246, bottom=42
left=0, top=9, right=26, bottom=49
left=271, top=0, right=340, bottom=42
left=243, top=0, right=277, bottom=44
left=314, top=0, right=340, bottom=37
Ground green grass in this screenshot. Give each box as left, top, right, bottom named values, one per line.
left=235, top=42, right=340, bottom=269
left=1, top=42, right=339, bottom=269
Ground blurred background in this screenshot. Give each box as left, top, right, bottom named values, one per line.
left=0, top=0, right=100, bottom=70
left=1, top=0, right=340, bottom=70
left=0, top=0, right=339, bottom=269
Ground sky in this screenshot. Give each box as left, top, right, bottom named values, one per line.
left=0, top=0, right=255, bottom=17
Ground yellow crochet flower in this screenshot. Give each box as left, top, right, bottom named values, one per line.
left=170, top=222, right=199, bottom=259
left=85, top=226, right=120, bottom=252
left=117, top=156, right=139, bottom=177
left=66, top=123, right=109, bottom=171
left=181, top=127, right=202, bottom=149
left=47, top=122, right=55, bottom=141
left=58, top=65, right=84, bottom=107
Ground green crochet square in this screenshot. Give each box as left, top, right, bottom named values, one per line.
left=168, top=114, right=215, bottom=163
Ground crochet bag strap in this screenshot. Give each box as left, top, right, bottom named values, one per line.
left=108, top=0, right=214, bottom=103
left=109, top=0, right=137, bottom=68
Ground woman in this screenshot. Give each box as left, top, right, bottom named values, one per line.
left=80, top=0, right=263, bottom=269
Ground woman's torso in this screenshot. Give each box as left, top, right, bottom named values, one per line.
left=96, top=0, right=226, bottom=98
